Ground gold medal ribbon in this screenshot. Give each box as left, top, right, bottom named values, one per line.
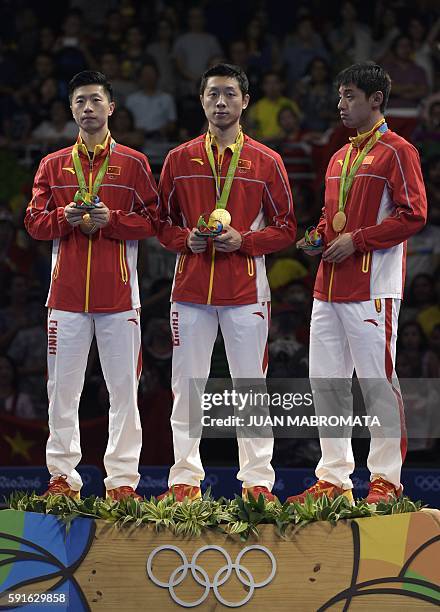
left=204, top=130, right=244, bottom=211
left=338, top=119, right=388, bottom=219
left=71, top=138, right=116, bottom=202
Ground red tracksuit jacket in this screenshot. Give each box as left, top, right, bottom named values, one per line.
left=25, top=136, right=158, bottom=313
left=158, top=133, right=297, bottom=305
left=314, top=128, right=427, bottom=302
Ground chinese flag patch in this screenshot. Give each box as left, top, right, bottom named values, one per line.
left=238, top=159, right=252, bottom=170
left=107, top=166, right=121, bottom=175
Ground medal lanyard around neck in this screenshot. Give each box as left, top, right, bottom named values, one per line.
left=204, top=131, right=243, bottom=210
left=338, top=123, right=387, bottom=214
left=72, top=143, right=111, bottom=197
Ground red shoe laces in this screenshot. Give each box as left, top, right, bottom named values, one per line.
left=48, top=476, right=69, bottom=492
left=370, top=480, right=390, bottom=494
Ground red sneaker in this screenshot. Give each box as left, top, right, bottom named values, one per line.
left=106, top=486, right=143, bottom=501
left=242, top=486, right=277, bottom=502
left=364, top=477, right=403, bottom=504
left=286, top=480, right=354, bottom=505
left=156, top=484, right=201, bottom=502
left=42, top=475, right=80, bottom=500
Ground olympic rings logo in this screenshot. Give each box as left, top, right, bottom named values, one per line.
left=414, top=475, right=440, bottom=491
left=146, top=544, right=277, bottom=608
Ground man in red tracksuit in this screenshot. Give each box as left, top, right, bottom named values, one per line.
left=25, top=71, right=158, bottom=501
left=289, top=62, right=427, bottom=505
left=157, top=63, right=296, bottom=502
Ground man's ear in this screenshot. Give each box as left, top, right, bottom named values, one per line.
left=108, top=101, right=115, bottom=117
left=242, top=93, right=250, bottom=110
left=371, top=91, right=384, bottom=110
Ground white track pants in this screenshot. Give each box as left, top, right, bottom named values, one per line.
left=310, top=298, right=406, bottom=489
left=46, top=309, right=142, bottom=491
left=169, top=301, right=274, bottom=490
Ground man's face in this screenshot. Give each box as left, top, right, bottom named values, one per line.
left=70, top=84, right=115, bottom=134
left=338, top=83, right=381, bottom=130
left=201, top=76, right=249, bottom=130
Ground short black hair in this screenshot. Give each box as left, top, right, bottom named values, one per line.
left=68, top=71, right=113, bottom=103
left=200, top=63, right=249, bottom=97
left=335, top=62, right=392, bottom=113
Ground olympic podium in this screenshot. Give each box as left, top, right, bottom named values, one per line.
left=0, top=508, right=439, bottom=611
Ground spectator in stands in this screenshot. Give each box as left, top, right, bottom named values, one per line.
left=101, top=10, right=125, bottom=56
left=38, top=27, right=56, bottom=55
left=403, top=273, right=440, bottom=336
left=244, top=17, right=280, bottom=76
left=0, top=210, right=34, bottom=294
left=268, top=307, right=305, bottom=378
left=396, top=320, right=428, bottom=377
left=53, top=10, right=92, bottom=80
left=404, top=272, right=437, bottom=317
left=109, top=106, right=144, bottom=150
left=146, top=17, right=177, bottom=95
left=0, top=39, right=19, bottom=100
left=406, top=205, right=440, bottom=284
left=272, top=106, right=317, bottom=191
left=7, top=304, right=47, bottom=416
left=31, top=99, right=78, bottom=150
left=291, top=182, right=320, bottom=233
left=30, top=77, right=61, bottom=128
left=406, top=15, right=440, bottom=91
left=228, top=39, right=263, bottom=100
left=372, top=5, right=400, bottom=62
left=413, top=98, right=440, bottom=163
left=247, top=71, right=300, bottom=140
left=276, top=106, right=304, bottom=144
left=126, top=61, right=177, bottom=140
left=424, top=155, right=440, bottom=226
left=27, top=53, right=57, bottom=99
left=382, top=35, right=429, bottom=111
left=120, top=25, right=147, bottom=82
left=0, top=355, right=36, bottom=419
left=0, top=273, right=41, bottom=351
left=14, top=6, right=39, bottom=64
left=295, top=57, right=337, bottom=132
left=283, top=17, right=329, bottom=91
left=173, top=6, right=222, bottom=97
left=423, top=323, right=440, bottom=378
left=100, top=52, right=136, bottom=106
left=327, top=1, right=372, bottom=71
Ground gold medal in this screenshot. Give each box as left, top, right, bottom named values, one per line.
left=332, top=211, right=347, bottom=233
left=209, top=209, right=231, bottom=227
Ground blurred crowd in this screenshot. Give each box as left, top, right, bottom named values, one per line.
left=1, top=0, right=439, bottom=465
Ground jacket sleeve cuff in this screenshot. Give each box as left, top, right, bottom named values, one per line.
left=352, top=229, right=367, bottom=252
left=183, top=228, right=193, bottom=252
left=101, top=211, right=118, bottom=237
left=58, top=207, right=74, bottom=235
left=239, top=232, right=253, bottom=254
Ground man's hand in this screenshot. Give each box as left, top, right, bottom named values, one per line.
left=322, top=233, right=355, bottom=263
left=88, top=202, right=110, bottom=228
left=296, top=236, right=324, bottom=256
left=213, top=226, right=242, bottom=252
left=187, top=228, right=208, bottom=253
left=64, top=203, right=85, bottom=226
